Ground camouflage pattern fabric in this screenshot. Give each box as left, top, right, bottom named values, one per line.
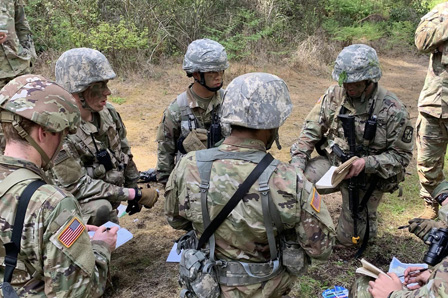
left=290, top=84, right=413, bottom=245
left=0, top=0, right=36, bottom=81
left=0, top=155, right=111, bottom=297
left=221, top=72, right=292, bottom=129
left=351, top=256, right=448, bottom=298
left=0, top=74, right=80, bottom=133
left=416, top=113, right=448, bottom=203
left=55, top=48, right=116, bottom=94
left=414, top=3, right=448, bottom=203
left=165, top=136, right=336, bottom=297
left=183, top=39, right=229, bottom=73
left=332, top=44, right=381, bottom=84
left=155, top=87, right=224, bottom=182
left=50, top=103, right=138, bottom=224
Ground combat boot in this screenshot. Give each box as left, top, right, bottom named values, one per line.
left=418, top=201, right=439, bottom=219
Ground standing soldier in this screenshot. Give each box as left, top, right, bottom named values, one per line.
left=414, top=2, right=448, bottom=219
left=50, top=48, right=158, bottom=226
left=153, top=38, right=228, bottom=184
left=0, top=0, right=36, bottom=89
left=0, top=75, right=117, bottom=297
left=165, top=72, right=335, bottom=297
left=290, top=44, right=413, bottom=248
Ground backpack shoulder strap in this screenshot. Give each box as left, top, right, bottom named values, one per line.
left=2, top=178, right=46, bottom=289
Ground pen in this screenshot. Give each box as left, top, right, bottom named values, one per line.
left=106, top=227, right=111, bottom=231
left=398, top=225, right=409, bottom=229
left=397, top=268, right=429, bottom=278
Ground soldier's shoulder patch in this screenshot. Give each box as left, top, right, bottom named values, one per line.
left=310, top=187, right=321, bottom=213
left=53, top=149, right=70, bottom=165
left=58, top=217, right=85, bottom=248
left=402, top=126, right=413, bottom=143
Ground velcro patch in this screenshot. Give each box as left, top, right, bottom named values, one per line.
left=53, top=149, right=69, bottom=165
left=58, top=217, right=85, bottom=248
left=402, top=126, right=413, bottom=143
left=310, top=188, right=321, bottom=213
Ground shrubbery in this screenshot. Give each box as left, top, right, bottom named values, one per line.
left=24, top=0, right=443, bottom=73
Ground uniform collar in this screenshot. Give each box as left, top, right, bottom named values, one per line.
left=186, top=87, right=221, bottom=113
left=0, top=155, right=47, bottom=180
left=221, top=135, right=266, bottom=151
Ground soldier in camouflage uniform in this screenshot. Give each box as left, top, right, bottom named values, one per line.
left=290, top=44, right=413, bottom=246
left=165, top=72, right=335, bottom=297
left=50, top=48, right=158, bottom=226
left=0, top=75, right=118, bottom=297
left=155, top=39, right=228, bottom=184
left=350, top=183, right=448, bottom=298
left=0, top=0, right=36, bottom=89
left=415, top=2, right=448, bottom=219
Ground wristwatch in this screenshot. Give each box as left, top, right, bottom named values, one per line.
left=435, top=192, right=448, bottom=205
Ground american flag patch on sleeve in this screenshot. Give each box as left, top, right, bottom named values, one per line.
left=310, top=187, right=321, bottom=213
left=58, top=217, right=85, bottom=248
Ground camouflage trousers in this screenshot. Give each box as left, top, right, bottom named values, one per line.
left=303, top=156, right=383, bottom=246
left=416, top=112, right=448, bottom=203
left=220, top=271, right=295, bottom=298
left=350, top=276, right=374, bottom=298
left=0, top=67, right=32, bottom=89
left=80, top=199, right=119, bottom=226
left=337, top=184, right=383, bottom=246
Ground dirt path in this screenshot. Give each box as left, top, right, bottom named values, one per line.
left=105, top=54, right=428, bottom=297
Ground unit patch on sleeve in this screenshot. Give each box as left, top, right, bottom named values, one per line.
left=310, top=187, right=321, bottom=213
left=401, top=126, right=413, bottom=143
left=58, top=217, right=85, bottom=248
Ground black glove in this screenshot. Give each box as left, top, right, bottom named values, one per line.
left=408, top=218, right=445, bottom=242
left=126, top=188, right=142, bottom=215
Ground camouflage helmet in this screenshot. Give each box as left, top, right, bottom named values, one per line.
left=332, top=44, right=382, bottom=84
left=221, top=72, right=292, bottom=129
left=182, top=39, right=229, bottom=74
left=55, top=48, right=116, bottom=94
left=0, top=74, right=80, bottom=134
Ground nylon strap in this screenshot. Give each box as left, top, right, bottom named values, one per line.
left=197, top=153, right=274, bottom=250
left=3, top=179, right=46, bottom=283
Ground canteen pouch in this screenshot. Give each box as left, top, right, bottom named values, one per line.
left=178, top=249, right=220, bottom=298
left=281, top=240, right=310, bottom=276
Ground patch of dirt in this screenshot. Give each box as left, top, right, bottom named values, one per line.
left=105, top=54, right=429, bottom=297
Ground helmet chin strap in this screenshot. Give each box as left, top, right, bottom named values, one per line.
left=266, top=128, right=281, bottom=150
left=78, top=92, right=97, bottom=113
left=195, top=72, right=223, bottom=92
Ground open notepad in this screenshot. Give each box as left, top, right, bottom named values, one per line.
left=88, top=221, right=133, bottom=248
left=356, top=258, right=391, bottom=279
left=315, top=156, right=359, bottom=189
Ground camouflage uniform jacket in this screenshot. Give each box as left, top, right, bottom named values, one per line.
left=0, top=155, right=111, bottom=297
left=50, top=103, right=138, bottom=203
left=415, top=2, right=448, bottom=118
left=156, top=87, right=223, bottom=181
left=389, top=256, right=448, bottom=298
left=0, top=0, right=36, bottom=80
left=165, top=135, right=335, bottom=264
left=290, top=84, right=413, bottom=189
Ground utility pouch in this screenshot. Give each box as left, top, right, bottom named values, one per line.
left=95, top=149, right=114, bottom=172
left=178, top=249, right=220, bottom=298
left=376, top=170, right=405, bottom=193
left=183, top=130, right=207, bottom=153
left=281, top=241, right=310, bottom=276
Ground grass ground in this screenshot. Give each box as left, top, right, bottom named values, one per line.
left=32, top=52, right=435, bottom=297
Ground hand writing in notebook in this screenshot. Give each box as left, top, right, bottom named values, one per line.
left=368, top=272, right=403, bottom=298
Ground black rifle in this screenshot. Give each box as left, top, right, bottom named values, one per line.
left=337, top=114, right=361, bottom=245
left=207, top=108, right=222, bottom=148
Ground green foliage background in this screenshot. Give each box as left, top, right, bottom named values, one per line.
left=24, top=0, right=446, bottom=71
